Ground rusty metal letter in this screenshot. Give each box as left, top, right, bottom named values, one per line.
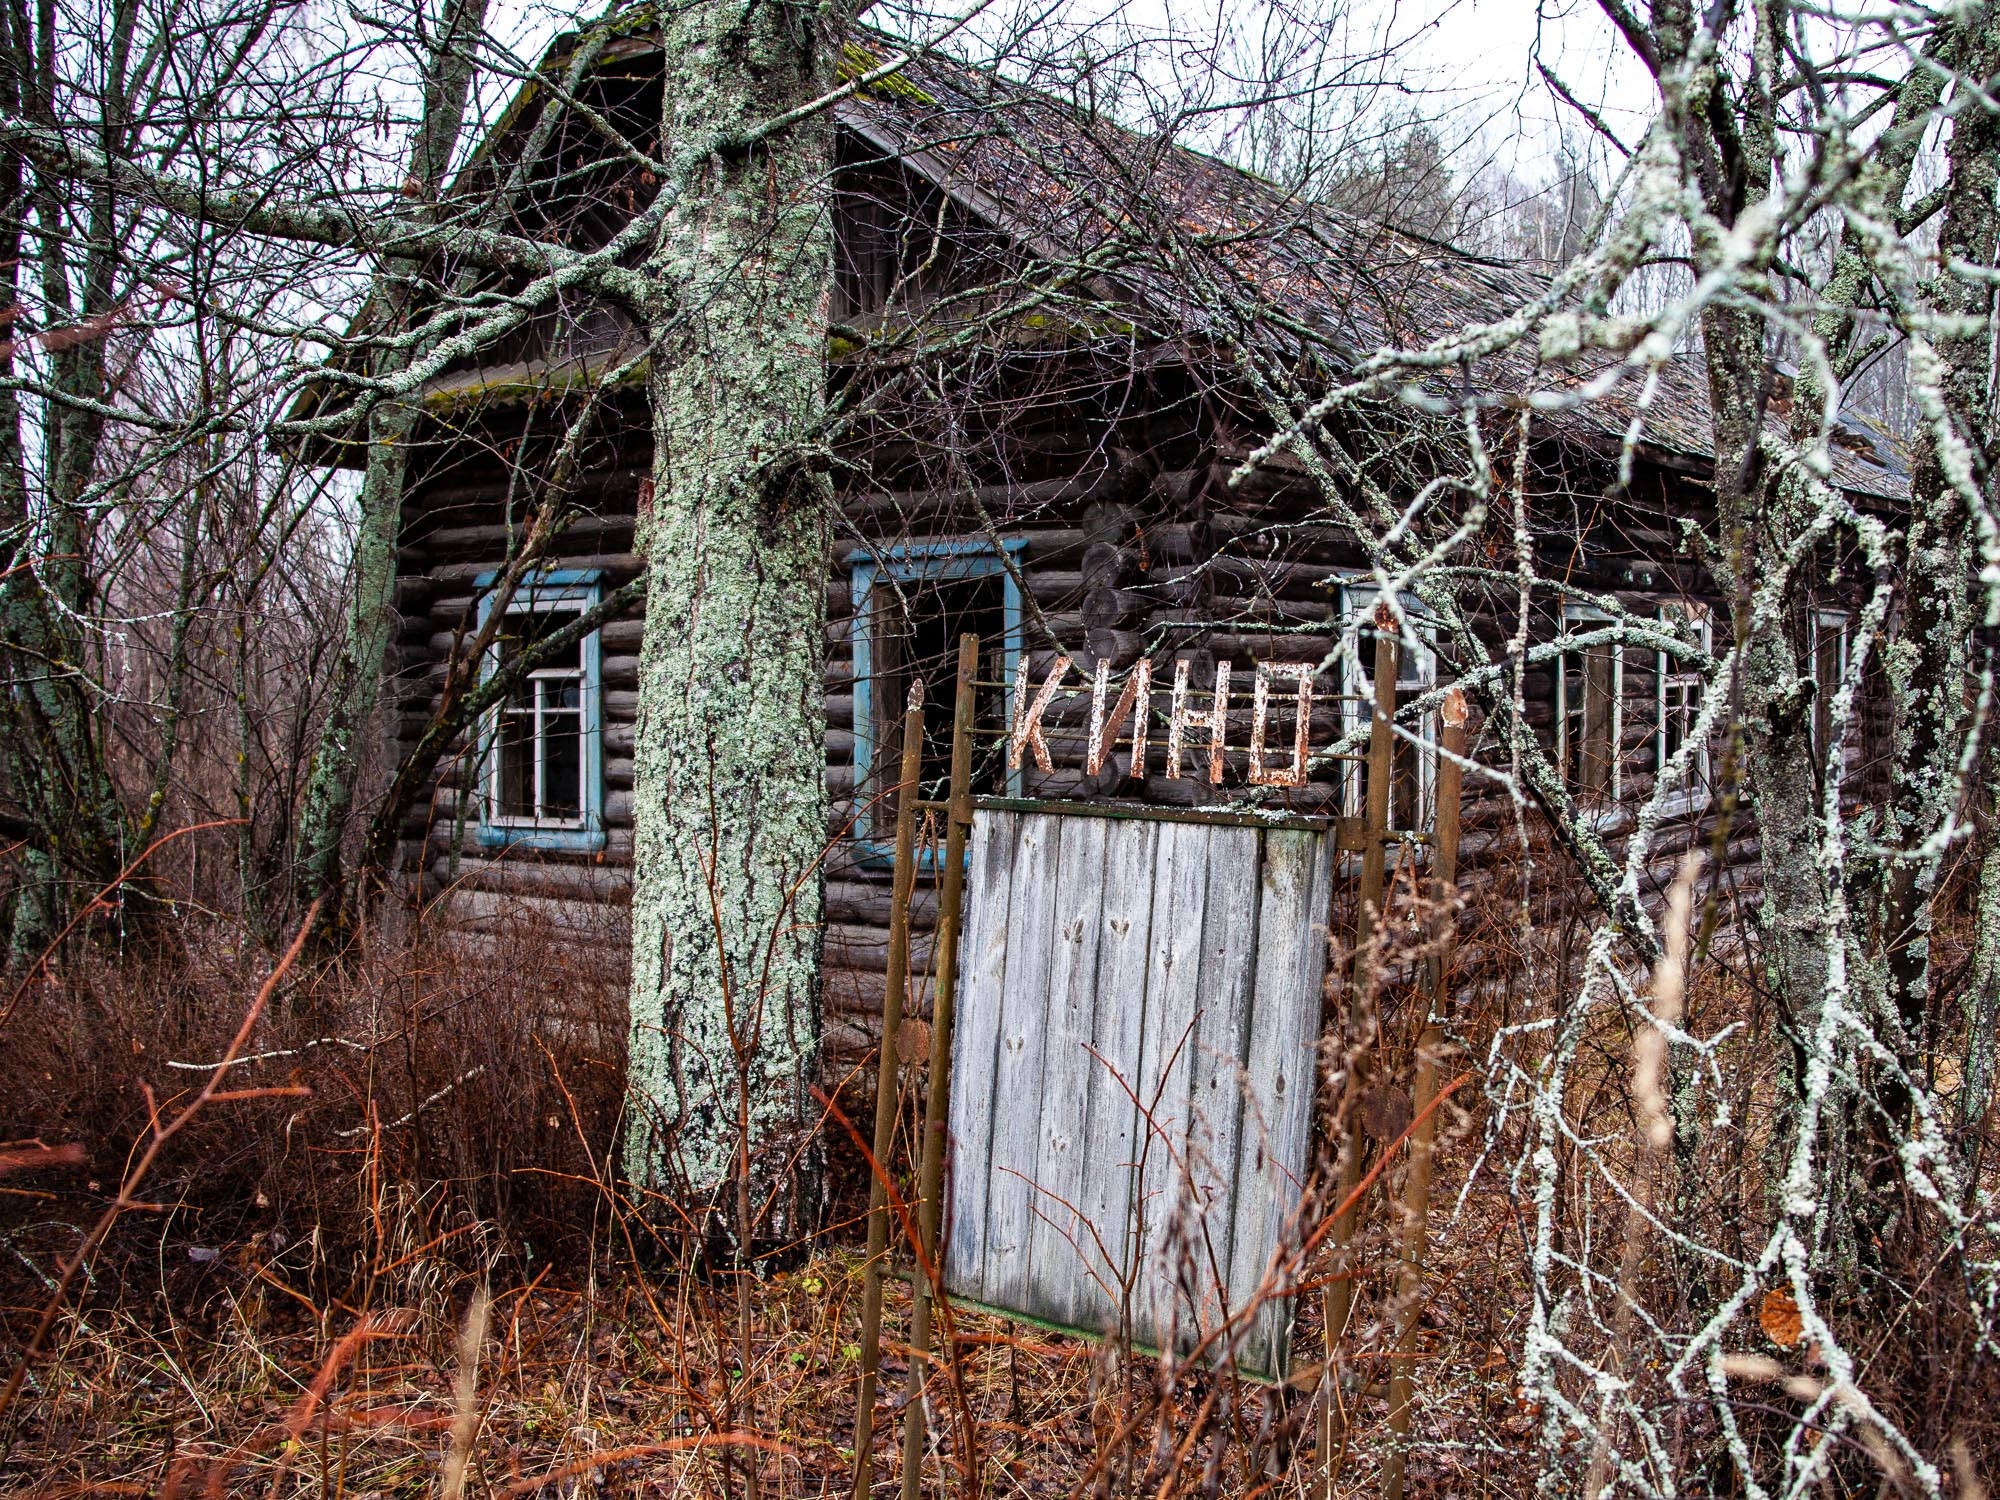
left=1166, top=657, right=1231, bottom=783
left=1009, top=654, right=1073, bottom=773
left=1086, top=658, right=1151, bottom=779
left=1248, top=661, right=1314, bottom=787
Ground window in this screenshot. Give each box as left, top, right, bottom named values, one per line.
left=1656, top=601, right=1712, bottom=811
left=1338, top=580, right=1437, bottom=828
left=476, top=569, right=604, bottom=851
left=850, top=541, right=1025, bottom=850
left=1811, top=609, right=1850, bottom=763
left=1557, top=603, right=1623, bottom=805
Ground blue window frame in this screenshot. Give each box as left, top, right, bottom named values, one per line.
left=473, top=568, right=606, bottom=852
left=848, top=539, right=1026, bottom=860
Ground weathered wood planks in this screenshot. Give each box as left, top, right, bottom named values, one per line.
left=944, top=807, right=1329, bottom=1381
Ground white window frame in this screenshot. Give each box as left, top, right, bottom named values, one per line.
left=1556, top=602, right=1625, bottom=806
left=1655, top=600, right=1712, bottom=815
left=1337, top=579, right=1438, bottom=827
left=1811, top=608, right=1851, bottom=765
left=478, top=579, right=604, bottom=848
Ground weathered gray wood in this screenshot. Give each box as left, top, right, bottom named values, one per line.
left=979, top=812, right=1064, bottom=1313
left=1025, top=813, right=1111, bottom=1328
left=1078, top=817, right=1157, bottom=1334
left=944, top=804, right=1328, bottom=1381
left=1227, top=827, right=1331, bottom=1376
left=944, top=810, right=1016, bottom=1302
left=1184, top=825, right=1261, bottom=1350
left=1133, top=819, right=1213, bottom=1357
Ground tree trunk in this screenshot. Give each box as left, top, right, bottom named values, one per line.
left=1877, top=9, right=1997, bottom=1132
left=622, top=1, right=833, bottom=1248
left=0, top=11, right=133, bottom=954
left=291, top=0, right=488, bottom=932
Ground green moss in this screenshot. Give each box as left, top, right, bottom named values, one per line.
left=836, top=40, right=935, bottom=104
left=419, top=355, right=652, bottom=413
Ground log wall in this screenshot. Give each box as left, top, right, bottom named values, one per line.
left=382, top=390, right=1893, bottom=1063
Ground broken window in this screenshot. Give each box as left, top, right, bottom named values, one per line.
left=850, top=542, right=1024, bottom=851
left=1557, top=603, right=1623, bottom=805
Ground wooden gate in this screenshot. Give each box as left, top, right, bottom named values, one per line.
left=945, top=803, right=1331, bottom=1380
left=851, top=623, right=1467, bottom=1500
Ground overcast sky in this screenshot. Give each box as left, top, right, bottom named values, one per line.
left=1359, top=0, right=1655, bottom=172
left=478, top=0, right=1664, bottom=188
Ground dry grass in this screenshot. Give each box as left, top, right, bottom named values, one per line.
left=0, top=866, right=1992, bottom=1497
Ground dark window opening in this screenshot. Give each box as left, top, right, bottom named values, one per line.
left=491, top=604, right=587, bottom=824
left=1560, top=639, right=1620, bottom=804
left=867, top=573, right=1009, bottom=809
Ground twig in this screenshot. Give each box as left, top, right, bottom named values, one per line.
left=0, top=818, right=247, bottom=1032
left=333, top=1064, right=488, bottom=1138
left=165, top=1036, right=373, bottom=1070
left=0, top=899, right=319, bottom=1435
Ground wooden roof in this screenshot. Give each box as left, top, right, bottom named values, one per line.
left=310, top=16, right=1909, bottom=504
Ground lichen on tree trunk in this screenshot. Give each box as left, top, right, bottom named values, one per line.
left=622, top=0, right=833, bottom=1244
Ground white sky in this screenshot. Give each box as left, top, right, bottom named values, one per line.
left=1360, top=0, right=1657, bottom=174
left=478, top=0, right=1663, bottom=189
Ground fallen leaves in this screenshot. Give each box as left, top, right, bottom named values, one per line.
left=1759, top=1287, right=1803, bottom=1349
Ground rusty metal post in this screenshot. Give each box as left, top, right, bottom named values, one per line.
left=853, top=681, right=927, bottom=1500
left=1320, top=606, right=1398, bottom=1498
left=1381, top=688, right=1467, bottom=1500
left=899, top=633, right=978, bottom=1500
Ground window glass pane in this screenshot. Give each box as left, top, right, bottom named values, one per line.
left=865, top=587, right=909, bottom=813
left=1661, top=677, right=1697, bottom=769
left=1560, top=611, right=1618, bottom=802
left=498, top=604, right=583, bottom=673
left=536, top=632, right=583, bottom=673
left=1583, top=644, right=1615, bottom=797
left=496, top=709, right=534, bottom=817
left=541, top=709, right=583, bottom=819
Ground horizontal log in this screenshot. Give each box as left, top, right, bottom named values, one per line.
left=426, top=885, right=634, bottom=941
left=826, top=879, right=939, bottom=929
left=411, top=464, right=651, bottom=512
left=426, top=555, right=644, bottom=586
left=419, top=514, right=637, bottom=558
left=843, top=473, right=1112, bottom=521
left=429, top=853, right=632, bottom=903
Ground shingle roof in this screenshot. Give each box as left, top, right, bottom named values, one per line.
left=829, top=32, right=1906, bottom=502
left=377, top=18, right=1907, bottom=503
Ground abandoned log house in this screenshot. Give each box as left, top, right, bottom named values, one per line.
left=316, top=24, right=1909, bottom=1053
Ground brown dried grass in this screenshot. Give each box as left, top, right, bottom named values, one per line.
left=0, top=864, right=1990, bottom=1497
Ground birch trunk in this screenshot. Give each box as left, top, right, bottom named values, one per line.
left=621, top=3, right=832, bottom=1241
left=292, top=0, right=487, bottom=928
